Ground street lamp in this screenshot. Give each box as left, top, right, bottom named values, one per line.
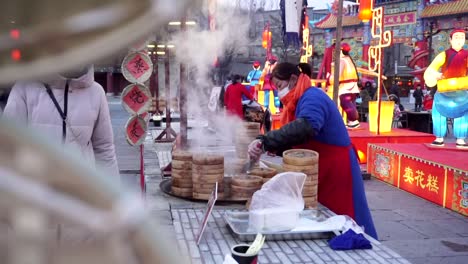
left=423, top=21, right=440, bottom=62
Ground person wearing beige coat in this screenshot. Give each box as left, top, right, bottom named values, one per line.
left=3, top=65, right=119, bottom=177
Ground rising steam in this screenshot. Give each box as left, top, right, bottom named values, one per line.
left=170, top=4, right=253, bottom=154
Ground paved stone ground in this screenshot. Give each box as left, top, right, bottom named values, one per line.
left=172, top=208, right=412, bottom=264
left=108, top=96, right=468, bottom=264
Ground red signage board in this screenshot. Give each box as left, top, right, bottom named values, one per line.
left=445, top=170, right=468, bottom=216
left=122, top=51, right=153, bottom=83
left=399, top=156, right=446, bottom=206
left=125, top=115, right=147, bottom=146
left=121, top=83, right=152, bottom=115
left=384, top=12, right=416, bottom=27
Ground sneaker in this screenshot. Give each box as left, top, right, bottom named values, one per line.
left=347, top=120, right=360, bottom=129
left=430, top=140, right=444, bottom=147
left=456, top=139, right=468, bottom=149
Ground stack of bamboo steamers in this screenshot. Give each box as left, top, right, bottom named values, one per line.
left=171, top=151, right=193, bottom=198
left=171, top=150, right=225, bottom=199
left=192, top=154, right=225, bottom=199
left=282, top=149, right=319, bottom=208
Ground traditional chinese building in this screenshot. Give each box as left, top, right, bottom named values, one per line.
left=410, top=0, right=468, bottom=88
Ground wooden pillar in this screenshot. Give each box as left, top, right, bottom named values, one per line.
left=180, top=16, right=188, bottom=149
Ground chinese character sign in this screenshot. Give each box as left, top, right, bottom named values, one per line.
left=399, top=156, right=446, bottom=205
left=122, top=51, right=153, bottom=83
left=122, top=83, right=152, bottom=115
left=383, top=12, right=416, bottom=27
left=125, top=115, right=147, bottom=146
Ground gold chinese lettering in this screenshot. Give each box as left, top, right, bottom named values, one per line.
left=426, top=175, right=439, bottom=194
left=403, top=167, right=414, bottom=184
left=415, top=170, right=426, bottom=189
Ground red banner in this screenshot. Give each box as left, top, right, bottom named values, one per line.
left=399, top=156, right=446, bottom=206
left=368, top=146, right=399, bottom=186
left=445, top=170, right=468, bottom=216
left=384, top=12, right=416, bottom=26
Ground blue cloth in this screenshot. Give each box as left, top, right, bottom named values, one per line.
left=328, top=229, right=372, bottom=250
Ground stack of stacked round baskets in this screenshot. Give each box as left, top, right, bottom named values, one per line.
left=235, top=122, right=260, bottom=159
left=192, top=153, right=224, bottom=199
left=282, top=149, right=319, bottom=209
left=171, top=151, right=193, bottom=198
left=230, top=174, right=263, bottom=200
left=248, top=167, right=277, bottom=184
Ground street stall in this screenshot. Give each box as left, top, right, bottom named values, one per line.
left=160, top=148, right=412, bottom=263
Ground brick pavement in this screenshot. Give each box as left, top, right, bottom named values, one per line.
left=172, top=208, right=412, bottom=264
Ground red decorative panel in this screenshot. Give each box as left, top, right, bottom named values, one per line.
left=445, top=170, right=468, bottom=216
left=399, top=156, right=446, bottom=206
left=368, top=146, right=399, bottom=186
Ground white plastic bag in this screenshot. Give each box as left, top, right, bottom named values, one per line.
left=248, top=172, right=306, bottom=232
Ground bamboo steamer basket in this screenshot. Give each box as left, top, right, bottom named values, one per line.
left=191, top=153, right=224, bottom=197
left=171, top=160, right=193, bottom=170
left=172, top=150, right=193, bottom=161
left=231, top=175, right=263, bottom=188
left=192, top=153, right=224, bottom=165
left=248, top=167, right=277, bottom=179
left=171, top=151, right=193, bottom=189
left=283, top=149, right=319, bottom=166
left=230, top=174, right=262, bottom=199
left=282, top=149, right=319, bottom=209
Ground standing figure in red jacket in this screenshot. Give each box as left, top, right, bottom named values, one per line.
left=224, top=74, right=254, bottom=119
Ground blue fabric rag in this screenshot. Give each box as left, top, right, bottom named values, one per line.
left=328, top=229, right=373, bottom=250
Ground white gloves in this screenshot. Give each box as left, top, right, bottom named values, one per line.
left=247, top=139, right=263, bottom=161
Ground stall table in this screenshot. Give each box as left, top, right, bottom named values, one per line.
left=172, top=206, right=412, bottom=264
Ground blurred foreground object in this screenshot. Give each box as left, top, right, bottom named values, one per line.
left=0, top=119, right=185, bottom=263
left=0, top=0, right=191, bottom=85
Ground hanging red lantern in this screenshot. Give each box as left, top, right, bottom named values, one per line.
left=262, top=29, right=268, bottom=49
left=358, top=0, right=373, bottom=22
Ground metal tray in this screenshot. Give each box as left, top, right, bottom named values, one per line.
left=224, top=209, right=343, bottom=241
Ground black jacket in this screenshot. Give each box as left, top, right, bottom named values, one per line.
left=257, top=118, right=316, bottom=156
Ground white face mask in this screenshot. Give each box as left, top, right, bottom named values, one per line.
left=278, top=86, right=290, bottom=99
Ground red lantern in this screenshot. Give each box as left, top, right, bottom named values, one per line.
left=262, top=29, right=269, bottom=49
left=358, top=0, right=373, bottom=22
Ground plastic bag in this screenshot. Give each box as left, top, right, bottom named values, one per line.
left=248, top=172, right=306, bottom=232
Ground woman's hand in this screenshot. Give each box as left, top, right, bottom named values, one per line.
left=247, top=139, right=263, bottom=161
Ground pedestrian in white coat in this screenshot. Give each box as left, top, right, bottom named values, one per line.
left=3, top=65, right=119, bottom=178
